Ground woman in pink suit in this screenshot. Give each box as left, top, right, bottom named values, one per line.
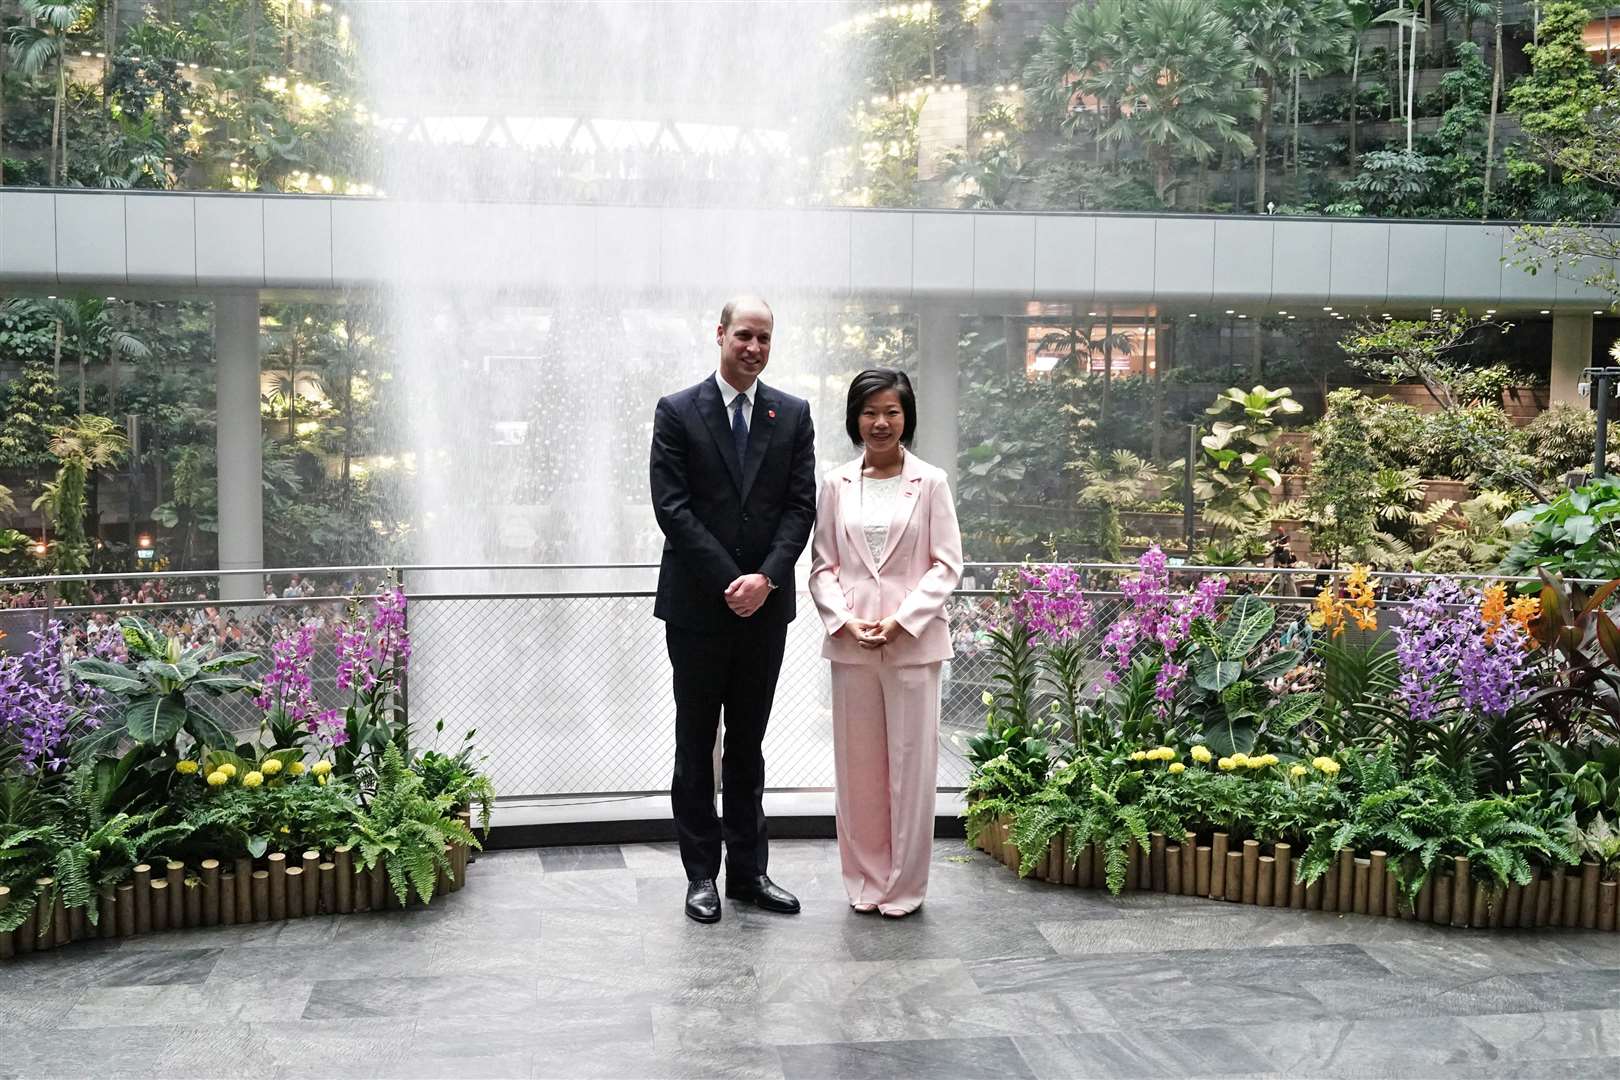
left=808, top=369, right=963, bottom=917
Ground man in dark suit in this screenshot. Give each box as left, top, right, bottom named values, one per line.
left=650, top=295, right=817, bottom=923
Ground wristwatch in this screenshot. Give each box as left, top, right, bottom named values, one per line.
left=762, top=575, right=778, bottom=591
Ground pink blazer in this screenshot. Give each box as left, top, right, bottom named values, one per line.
left=808, top=452, right=963, bottom=666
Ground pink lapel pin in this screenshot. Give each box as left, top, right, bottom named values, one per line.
left=767, top=409, right=776, bottom=419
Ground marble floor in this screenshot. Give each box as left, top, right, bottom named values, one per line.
left=0, top=839, right=1616, bottom=1079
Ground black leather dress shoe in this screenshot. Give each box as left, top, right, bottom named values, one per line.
left=685, top=878, right=721, bottom=923
left=725, top=874, right=801, bottom=914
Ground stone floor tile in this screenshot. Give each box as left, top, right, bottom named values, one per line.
left=1511, top=969, right=1620, bottom=1011
left=1456, top=1007, right=1620, bottom=1061
left=1237, top=1016, right=1507, bottom=1076
left=775, top=1035, right=1035, bottom=1080
left=301, top=974, right=537, bottom=1020
left=754, top=958, right=980, bottom=1004
left=538, top=844, right=625, bottom=873
left=59, top=980, right=316, bottom=1029
left=1012, top=1026, right=1272, bottom=1079
left=1301, top=974, right=1546, bottom=1020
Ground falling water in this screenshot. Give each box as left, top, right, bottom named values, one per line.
left=348, top=2, right=871, bottom=797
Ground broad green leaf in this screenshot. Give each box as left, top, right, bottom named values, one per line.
left=117, top=616, right=164, bottom=659
left=1248, top=649, right=1303, bottom=683
left=69, top=659, right=145, bottom=695
left=183, top=711, right=236, bottom=754
left=189, top=674, right=259, bottom=696
left=124, top=694, right=187, bottom=745
left=1201, top=715, right=1256, bottom=758
left=1195, top=658, right=1242, bottom=692
left=200, top=651, right=260, bottom=672
left=1217, top=595, right=1275, bottom=659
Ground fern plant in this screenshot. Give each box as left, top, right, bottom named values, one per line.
left=0, top=764, right=187, bottom=935
left=1009, top=755, right=1156, bottom=893
left=348, top=744, right=478, bottom=906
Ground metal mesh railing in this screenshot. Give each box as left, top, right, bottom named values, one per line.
left=0, top=561, right=1480, bottom=800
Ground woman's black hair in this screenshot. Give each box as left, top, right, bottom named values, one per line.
left=845, top=368, right=917, bottom=447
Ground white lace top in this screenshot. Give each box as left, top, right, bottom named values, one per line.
left=860, top=473, right=905, bottom=563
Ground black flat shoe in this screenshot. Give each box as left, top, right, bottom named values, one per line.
left=725, top=874, right=801, bottom=914
left=685, top=878, right=721, bottom=923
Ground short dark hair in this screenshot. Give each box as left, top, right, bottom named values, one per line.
left=719, top=295, right=773, bottom=329
left=845, top=368, right=917, bottom=447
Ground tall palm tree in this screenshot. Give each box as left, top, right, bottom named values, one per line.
left=8, top=1, right=91, bottom=185
left=33, top=413, right=126, bottom=583
left=1345, top=0, right=1378, bottom=162
left=1375, top=3, right=1429, bottom=152
left=6, top=297, right=152, bottom=412
left=1072, top=449, right=1161, bottom=561
left=1031, top=0, right=1259, bottom=205
left=1481, top=0, right=1505, bottom=216
left=1225, top=0, right=1352, bottom=209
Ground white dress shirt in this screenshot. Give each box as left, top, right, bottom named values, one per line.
left=715, top=371, right=755, bottom=429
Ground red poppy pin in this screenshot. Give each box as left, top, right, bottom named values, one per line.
left=767, top=409, right=776, bottom=419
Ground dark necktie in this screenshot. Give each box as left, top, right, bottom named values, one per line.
left=731, top=393, right=749, bottom=465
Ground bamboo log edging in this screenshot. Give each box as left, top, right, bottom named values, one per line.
left=1272, top=844, right=1292, bottom=908
left=966, top=828, right=1618, bottom=937
left=200, top=860, right=220, bottom=928
left=1210, top=833, right=1229, bottom=899
left=2, top=846, right=480, bottom=962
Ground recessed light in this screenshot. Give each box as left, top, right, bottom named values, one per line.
left=1237, top=314, right=1248, bottom=319
left=1287, top=315, right=1297, bottom=320
left=1322, top=306, right=1333, bottom=311
left=1540, top=309, right=1551, bottom=315
left=1596, top=311, right=1606, bottom=316
left=1187, top=313, right=1198, bottom=318
left=1224, top=309, right=1235, bottom=315
left=1278, top=310, right=1288, bottom=315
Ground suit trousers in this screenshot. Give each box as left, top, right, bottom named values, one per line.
left=667, top=621, right=788, bottom=883
left=830, top=660, right=942, bottom=915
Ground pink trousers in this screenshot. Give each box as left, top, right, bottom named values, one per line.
left=830, top=660, right=942, bottom=915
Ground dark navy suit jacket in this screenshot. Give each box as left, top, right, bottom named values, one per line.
left=649, top=376, right=817, bottom=632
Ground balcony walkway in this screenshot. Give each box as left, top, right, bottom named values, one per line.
left=1, top=839, right=1616, bottom=1079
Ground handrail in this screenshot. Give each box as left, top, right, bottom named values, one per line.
left=0, top=561, right=1596, bottom=589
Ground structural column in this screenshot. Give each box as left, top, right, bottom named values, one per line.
left=914, top=303, right=960, bottom=493
left=214, top=292, right=264, bottom=602
left=1550, top=312, right=1595, bottom=407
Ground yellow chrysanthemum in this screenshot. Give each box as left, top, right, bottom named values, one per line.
left=1230, top=753, right=1250, bottom=767
left=1245, top=756, right=1267, bottom=770
left=311, top=761, right=333, bottom=777
left=218, top=763, right=237, bottom=779
left=1168, top=762, right=1186, bottom=774
left=1261, top=754, right=1280, bottom=767
left=175, top=760, right=199, bottom=775
left=1130, top=751, right=1147, bottom=762
left=1217, top=757, right=1235, bottom=771
left=260, top=759, right=283, bottom=776
left=1289, top=764, right=1309, bottom=778
left=1191, top=745, right=1213, bottom=764
left=1311, top=756, right=1342, bottom=775
left=317, top=773, right=329, bottom=786
left=287, top=761, right=306, bottom=776
left=1154, top=746, right=1176, bottom=761
left=241, top=771, right=264, bottom=788
left=206, top=770, right=228, bottom=787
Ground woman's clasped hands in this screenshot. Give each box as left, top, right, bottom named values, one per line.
left=843, top=616, right=904, bottom=650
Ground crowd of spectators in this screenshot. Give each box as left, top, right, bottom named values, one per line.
left=0, top=573, right=393, bottom=661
